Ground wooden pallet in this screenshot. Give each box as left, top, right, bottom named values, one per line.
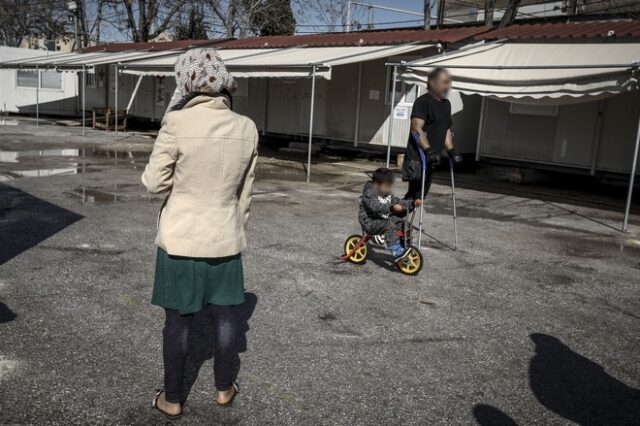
left=92, top=108, right=127, bottom=132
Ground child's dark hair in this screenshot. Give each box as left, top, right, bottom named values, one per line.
left=372, top=167, right=395, bottom=184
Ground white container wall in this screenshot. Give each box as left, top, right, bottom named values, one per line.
left=478, top=90, right=640, bottom=174
left=0, top=47, right=77, bottom=116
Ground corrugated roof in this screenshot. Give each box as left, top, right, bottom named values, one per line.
left=79, top=39, right=226, bottom=53
left=215, top=26, right=489, bottom=49
left=81, top=26, right=489, bottom=54
left=479, top=20, right=640, bottom=40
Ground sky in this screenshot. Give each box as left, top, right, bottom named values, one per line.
left=298, top=0, right=428, bottom=31
left=97, top=0, right=430, bottom=42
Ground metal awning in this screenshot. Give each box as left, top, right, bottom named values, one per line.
left=0, top=49, right=189, bottom=71
left=120, top=44, right=431, bottom=79
left=397, top=42, right=640, bottom=103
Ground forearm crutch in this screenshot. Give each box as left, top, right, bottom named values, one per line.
left=415, top=133, right=427, bottom=250
left=448, top=158, right=458, bottom=251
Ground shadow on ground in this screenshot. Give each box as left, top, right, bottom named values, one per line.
left=473, top=333, right=640, bottom=425
left=0, top=183, right=83, bottom=265
left=473, top=404, right=518, bottom=425
left=0, top=301, right=17, bottom=323
left=530, top=333, right=640, bottom=425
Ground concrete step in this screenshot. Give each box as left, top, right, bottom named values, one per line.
left=278, top=147, right=309, bottom=157
left=288, top=141, right=321, bottom=153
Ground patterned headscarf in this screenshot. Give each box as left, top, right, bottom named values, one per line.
left=174, top=48, right=237, bottom=97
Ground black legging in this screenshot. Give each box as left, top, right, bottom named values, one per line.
left=404, top=163, right=434, bottom=201
left=163, top=305, right=238, bottom=403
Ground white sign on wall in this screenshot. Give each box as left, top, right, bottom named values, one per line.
left=368, top=89, right=380, bottom=100
left=393, top=106, right=409, bottom=120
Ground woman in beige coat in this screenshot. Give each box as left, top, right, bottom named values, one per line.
left=142, top=48, right=258, bottom=419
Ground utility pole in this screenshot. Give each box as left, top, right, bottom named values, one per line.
left=567, top=0, right=578, bottom=16
left=499, top=0, right=521, bottom=28
left=424, top=0, right=430, bottom=29
left=437, top=0, right=446, bottom=28
left=66, top=1, right=80, bottom=49
left=484, top=0, right=495, bottom=26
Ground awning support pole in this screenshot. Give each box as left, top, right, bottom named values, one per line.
left=353, top=62, right=363, bottom=147
left=307, top=64, right=317, bottom=183
left=386, top=65, right=397, bottom=168
left=622, top=113, right=640, bottom=232
left=126, top=75, right=144, bottom=113
left=475, top=97, right=486, bottom=162
left=36, top=65, right=40, bottom=126
left=82, top=65, right=86, bottom=136
left=114, top=64, right=119, bottom=139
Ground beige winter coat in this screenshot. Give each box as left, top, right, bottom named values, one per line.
left=142, top=95, right=258, bottom=258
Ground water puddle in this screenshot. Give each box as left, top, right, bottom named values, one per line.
left=0, top=167, right=81, bottom=182
left=65, top=188, right=121, bottom=204
left=545, top=232, right=640, bottom=260
left=256, top=170, right=307, bottom=182
left=64, top=184, right=154, bottom=205
left=0, top=148, right=80, bottom=163
left=0, top=147, right=150, bottom=180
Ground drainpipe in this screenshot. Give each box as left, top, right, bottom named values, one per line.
left=114, top=63, right=118, bottom=139
left=589, top=99, right=604, bottom=175
left=307, top=65, right=317, bottom=183
left=622, top=113, right=640, bottom=232
left=82, top=64, right=86, bottom=136
left=36, top=65, right=40, bottom=126
left=353, top=62, right=363, bottom=147
left=386, top=65, right=398, bottom=168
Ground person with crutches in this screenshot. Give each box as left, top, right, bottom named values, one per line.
left=402, top=68, right=463, bottom=246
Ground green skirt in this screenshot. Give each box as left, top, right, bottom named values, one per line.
left=151, top=248, right=245, bottom=315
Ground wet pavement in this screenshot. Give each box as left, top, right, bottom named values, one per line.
left=0, top=121, right=639, bottom=425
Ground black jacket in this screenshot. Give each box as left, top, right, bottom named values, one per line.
left=358, top=181, right=408, bottom=228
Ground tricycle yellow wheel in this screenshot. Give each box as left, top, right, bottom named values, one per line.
left=344, top=235, right=368, bottom=264
left=397, top=246, right=423, bottom=275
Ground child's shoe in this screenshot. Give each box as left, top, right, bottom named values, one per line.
left=373, top=235, right=386, bottom=246
left=388, top=243, right=411, bottom=263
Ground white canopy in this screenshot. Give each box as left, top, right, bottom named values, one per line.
left=0, top=49, right=191, bottom=71
left=121, top=44, right=431, bottom=79
left=398, top=42, right=640, bottom=103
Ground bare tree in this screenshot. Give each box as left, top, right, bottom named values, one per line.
left=113, top=0, right=187, bottom=42
left=484, top=0, right=495, bottom=26
left=498, top=0, right=520, bottom=27
left=292, top=0, right=364, bottom=33
left=0, top=0, right=68, bottom=47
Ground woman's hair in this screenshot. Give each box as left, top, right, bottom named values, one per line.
left=372, top=167, right=395, bottom=185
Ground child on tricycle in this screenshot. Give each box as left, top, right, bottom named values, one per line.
left=342, top=167, right=424, bottom=275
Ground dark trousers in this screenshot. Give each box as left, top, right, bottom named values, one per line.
left=404, top=164, right=434, bottom=201
left=163, top=305, right=238, bottom=403
left=364, top=218, right=402, bottom=243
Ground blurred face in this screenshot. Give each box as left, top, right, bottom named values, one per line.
left=429, top=70, right=452, bottom=98
left=375, top=181, right=393, bottom=196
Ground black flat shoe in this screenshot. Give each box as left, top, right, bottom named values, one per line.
left=152, top=389, right=183, bottom=420
left=215, top=382, right=239, bottom=407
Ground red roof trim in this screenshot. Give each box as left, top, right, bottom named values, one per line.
left=215, top=26, right=490, bottom=49
left=79, top=26, right=490, bottom=53
left=79, top=39, right=228, bottom=53
left=478, top=20, right=640, bottom=40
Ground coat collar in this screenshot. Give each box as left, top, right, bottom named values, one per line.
left=184, top=94, right=230, bottom=110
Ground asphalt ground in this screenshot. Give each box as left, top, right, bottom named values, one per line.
left=0, top=121, right=639, bottom=425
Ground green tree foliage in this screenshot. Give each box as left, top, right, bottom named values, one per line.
left=174, top=7, right=209, bottom=40
left=250, top=0, right=295, bottom=36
